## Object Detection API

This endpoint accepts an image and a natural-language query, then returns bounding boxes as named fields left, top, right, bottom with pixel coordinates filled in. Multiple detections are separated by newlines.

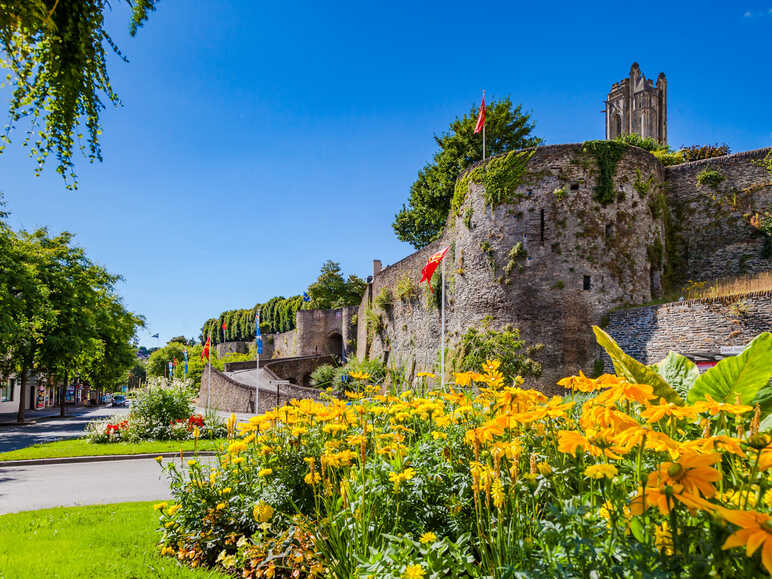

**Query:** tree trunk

left=60, top=371, right=68, bottom=418
left=16, top=368, right=28, bottom=423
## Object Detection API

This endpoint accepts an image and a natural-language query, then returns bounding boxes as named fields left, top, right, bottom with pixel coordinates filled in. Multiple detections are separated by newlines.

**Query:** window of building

left=583, top=276, right=592, bottom=291
left=570, top=183, right=579, bottom=191
left=540, top=209, right=545, bottom=243
left=605, top=223, right=614, bottom=238
left=1, top=378, right=14, bottom=402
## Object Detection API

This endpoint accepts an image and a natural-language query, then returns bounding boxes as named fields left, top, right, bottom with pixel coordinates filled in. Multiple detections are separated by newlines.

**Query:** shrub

left=394, top=275, right=418, bottom=302
left=453, top=324, right=542, bottom=379
left=696, top=169, right=725, bottom=188
left=374, top=287, right=393, bottom=311
left=310, top=364, right=337, bottom=388
left=680, top=143, right=730, bottom=162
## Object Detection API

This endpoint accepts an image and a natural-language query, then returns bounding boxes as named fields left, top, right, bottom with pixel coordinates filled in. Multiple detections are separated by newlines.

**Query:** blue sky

left=1, top=1, right=770, bottom=346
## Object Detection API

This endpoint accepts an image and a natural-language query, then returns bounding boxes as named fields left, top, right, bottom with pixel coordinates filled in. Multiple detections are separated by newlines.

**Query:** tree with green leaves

left=305, top=260, right=366, bottom=310
left=393, top=97, right=541, bottom=248
left=0, top=0, right=159, bottom=187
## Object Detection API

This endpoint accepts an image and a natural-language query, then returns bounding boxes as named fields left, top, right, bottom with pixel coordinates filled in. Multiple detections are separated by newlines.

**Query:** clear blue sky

left=1, top=1, right=770, bottom=346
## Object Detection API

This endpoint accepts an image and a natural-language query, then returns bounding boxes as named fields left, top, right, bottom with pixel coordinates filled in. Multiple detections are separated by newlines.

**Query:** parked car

left=102, top=394, right=113, bottom=405
left=112, top=395, right=127, bottom=407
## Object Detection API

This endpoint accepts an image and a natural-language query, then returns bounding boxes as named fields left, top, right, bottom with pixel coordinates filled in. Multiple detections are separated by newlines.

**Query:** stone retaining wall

left=603, top=292, right=772, bottom=365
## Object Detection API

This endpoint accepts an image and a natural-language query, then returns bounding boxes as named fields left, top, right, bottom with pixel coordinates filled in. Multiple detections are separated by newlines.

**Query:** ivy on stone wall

left=451, top=149, right=536, bottom=216
left=582, top=140, right=629, bottom=205
left=201, top=295, right=303, bottom=344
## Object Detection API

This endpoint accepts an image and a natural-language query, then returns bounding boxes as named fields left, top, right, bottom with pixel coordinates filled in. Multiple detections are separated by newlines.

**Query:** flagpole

left=440, top=254, right=446, bottom=391
left=255, top=309, right=261, bottom=415
left=206, top=330, right=212, bottom=409
left=482, top=89, right=486, bottom=161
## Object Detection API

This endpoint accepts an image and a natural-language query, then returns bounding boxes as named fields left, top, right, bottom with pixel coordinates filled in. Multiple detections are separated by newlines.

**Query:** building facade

left=605, top=62, right=667, bottom=145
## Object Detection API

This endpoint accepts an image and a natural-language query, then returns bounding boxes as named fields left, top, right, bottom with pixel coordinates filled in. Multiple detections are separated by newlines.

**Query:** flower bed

left=156, top=356, right=772, bottom=577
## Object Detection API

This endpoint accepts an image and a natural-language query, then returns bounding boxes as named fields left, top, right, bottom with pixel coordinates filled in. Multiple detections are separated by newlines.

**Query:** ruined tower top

left=605, top=63, right=667, bottom=145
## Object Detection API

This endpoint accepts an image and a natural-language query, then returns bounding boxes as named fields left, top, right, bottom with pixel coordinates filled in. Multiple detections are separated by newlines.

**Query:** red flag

left=200, top=336, right=210, bottom=361
left=419, top=247, right=450, bottom=292
left=221, top=322, right=227, bottom=330
left=173, top=357, right=178, bottom=367
left=474, top=92, right=485, bottom=134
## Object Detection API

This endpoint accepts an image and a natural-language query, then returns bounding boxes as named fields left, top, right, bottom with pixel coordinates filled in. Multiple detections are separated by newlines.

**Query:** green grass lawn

left=0, top=502, right=227, bottom=578
left=0, top=438, right=226, bottom=462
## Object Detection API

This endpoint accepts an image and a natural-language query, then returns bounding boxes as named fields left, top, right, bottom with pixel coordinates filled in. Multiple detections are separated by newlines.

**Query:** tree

left=393, top=97, right=541, bottom=248
left=305, top=260, right=366, bottom=310
left=0, top=0, right=159, bottom=187
left=0, top=219, right=142, bottom=421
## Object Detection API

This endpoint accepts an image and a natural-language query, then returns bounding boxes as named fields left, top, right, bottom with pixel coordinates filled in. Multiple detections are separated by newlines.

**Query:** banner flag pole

left=440, top=254, right=446, bottom=390
left=255, top=309, right=261, bottom=415
left=206, top=330, right=212, bottom=409
left=482, top=89, right=486, bottom=161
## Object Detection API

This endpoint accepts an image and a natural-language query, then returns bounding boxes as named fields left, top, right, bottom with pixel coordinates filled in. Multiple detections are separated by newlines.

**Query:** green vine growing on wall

left=696, top=169, right=725, bottom=189
left=582, top=140, right=629, bottom=204
left=451, top=149, right=536, bottom=215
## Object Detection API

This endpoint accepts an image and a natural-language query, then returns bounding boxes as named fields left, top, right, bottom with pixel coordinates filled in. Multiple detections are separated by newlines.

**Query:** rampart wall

left=664, top=147, right=772, bottom=283
left=603, top=292, right=772, bottom=365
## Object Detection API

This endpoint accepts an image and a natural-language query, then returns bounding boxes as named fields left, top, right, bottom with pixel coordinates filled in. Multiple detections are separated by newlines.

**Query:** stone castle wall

left=357, top=144, right=670, bottom=391
left=604, top=292, right=772, bottom=365
left=664, top=147, right=772, bottom=283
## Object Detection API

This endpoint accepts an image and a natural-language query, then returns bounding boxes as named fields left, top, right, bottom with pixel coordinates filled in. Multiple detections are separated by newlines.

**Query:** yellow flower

left=304, top=471, right=321, bottom=485
left=187, top=459, right=196, bottom=466
left=216, top=502, right=226, bottom=510
left=154, top=456, right=163, bottom=463
left=454, top=372, right=474, bottom=387
left=192, top=427, right=200, bottom=439
left=416, top=371, right=436, bottom=378
left=253, top=501, right=274, bottom=523
left=491, top=477, right=505, bottom=508
left=349, top=371, right=370, bottom=381
left=258, top=468, right=273, bottom=477
left=431, top=431, right=448, bottom=440
left=167, top=504, right=181, bottom=516
left=388, top=467, right=416, bottom=492
left=403, top=564, right=425, bottom=579
left=153, top=502, right=168, bottom=511
left=232, top=457, right=245, bottom=465
left=721, top=508, right=772, bottom=575
left=584, top=464, right=618, bottom=480
left=655, top=521, right=674, bottom=555
left=557, top=370, right=599, bottom=393
left=419, top=531, right=437, bottom=544
left=693, top=394, right=753, bottom=416
left=536, top=461, right=552, bottom=476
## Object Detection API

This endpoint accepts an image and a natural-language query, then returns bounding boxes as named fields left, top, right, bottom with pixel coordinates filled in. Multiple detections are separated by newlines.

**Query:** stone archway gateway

left=327, top=332, right=343, bottom=358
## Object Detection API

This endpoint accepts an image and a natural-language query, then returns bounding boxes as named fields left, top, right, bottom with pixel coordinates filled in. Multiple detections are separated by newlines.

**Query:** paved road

left=0, top=456, right=215, bottom=514
left=0, top=407, right=130, bottom=453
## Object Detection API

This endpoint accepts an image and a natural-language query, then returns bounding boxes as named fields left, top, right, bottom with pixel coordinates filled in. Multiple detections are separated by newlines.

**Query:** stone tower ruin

left=605, top=62, right=667, bottom=145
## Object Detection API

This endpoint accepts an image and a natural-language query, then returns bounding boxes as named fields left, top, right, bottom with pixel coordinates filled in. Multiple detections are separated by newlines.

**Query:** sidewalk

left=0, top=406, right=94, bottom=426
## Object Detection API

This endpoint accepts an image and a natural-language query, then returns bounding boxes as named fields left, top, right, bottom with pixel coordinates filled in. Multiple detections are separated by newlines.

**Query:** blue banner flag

left=257, top=337, right=263, bottom=355
left=168, top=360, right=173, bottom=377
left=303, top=292, right=310, bottom=302
left=183, top=348, right=188, bottom=374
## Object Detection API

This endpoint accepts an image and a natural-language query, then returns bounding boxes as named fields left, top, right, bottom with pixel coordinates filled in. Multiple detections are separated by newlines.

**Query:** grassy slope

left=0, top=438, right=226, bottom=462
left=0, top=502, right=226, bottom=578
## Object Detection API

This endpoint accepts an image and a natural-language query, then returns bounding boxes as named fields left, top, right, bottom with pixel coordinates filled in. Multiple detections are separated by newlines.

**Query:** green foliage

left=613, top=134, right=668, bottom=153
left=0, top=1, right=158, bottom=187
left=125, top=380, right=195, bottom=439
left=651, top=351, right=700, bottom=400
left=593, top=326, right=683, bottom=404
left=393, top=98, right=541, bottom=248
left=365, top=307, right=384, bottom=337
left=634, top=169, right=654, bottom=196
left=0, top=211, right=143, bottom=421
left=201, top=297, right=302, bottom=345
left=463, top=205, right=473, bottom=228
left=310, top=364, right=338, bottom=388
left=305, top=260, right=366, bottom=311
left=503, top=242, right=527, bottom=277
left=582, top=140, right=629, bottom=204
left=552, top=186, right=566, bottom=201
left=453, top=149, right=536, bottom=214
left=696, top=169, right=725, bottom=188
left=374, top=288, right=393, bottom=311
left=394, top=275, right=418, bottom=302
left=687, top=333, right=772, bottom=411
left=453, top=325, right=542, bottom=380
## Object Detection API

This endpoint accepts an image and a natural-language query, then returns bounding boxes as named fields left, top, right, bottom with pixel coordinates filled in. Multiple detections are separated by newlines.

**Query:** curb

left=0, top=451, right=218, bottom=468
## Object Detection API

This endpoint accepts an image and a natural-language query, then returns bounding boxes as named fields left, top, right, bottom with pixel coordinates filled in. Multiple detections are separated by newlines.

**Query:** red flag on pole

left=474, top=92, right=485, bottom=134
left=201, top=336, right=211, bottom=361
left=173, top=357, right=178, bottom=367
left=221, top=322, right=227, bottom=330
left=419, top=247, right=450, bottom=292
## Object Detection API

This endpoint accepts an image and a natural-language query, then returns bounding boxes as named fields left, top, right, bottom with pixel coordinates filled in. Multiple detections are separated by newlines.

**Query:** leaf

left=592, top=326, right=683, bottom=404
left=653, top=351, right=700, bottom=400
left=687, top=333, right=772, bottom=409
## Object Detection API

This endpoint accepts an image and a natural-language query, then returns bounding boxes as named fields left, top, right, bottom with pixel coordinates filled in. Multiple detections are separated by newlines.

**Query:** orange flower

left=692, top=394, right=753, bottom=416
left=721, top=508, right=772, bottom=574
left=630, top=484, right=716, bottom=516
left=557, top=371, right=599, bottom=393
left=641, top=400, right=700, bottom=423
left=594, top=381, right=657, bottom=407
left=557, top=430, right=601, bottom=457
left=647, top=451, right=721, bottom=499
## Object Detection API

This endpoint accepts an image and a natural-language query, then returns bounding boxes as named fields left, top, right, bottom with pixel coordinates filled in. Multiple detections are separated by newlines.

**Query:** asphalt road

left=0, top=456, right=216, bottom=514
left=0, top=407, right=130, bottom=453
